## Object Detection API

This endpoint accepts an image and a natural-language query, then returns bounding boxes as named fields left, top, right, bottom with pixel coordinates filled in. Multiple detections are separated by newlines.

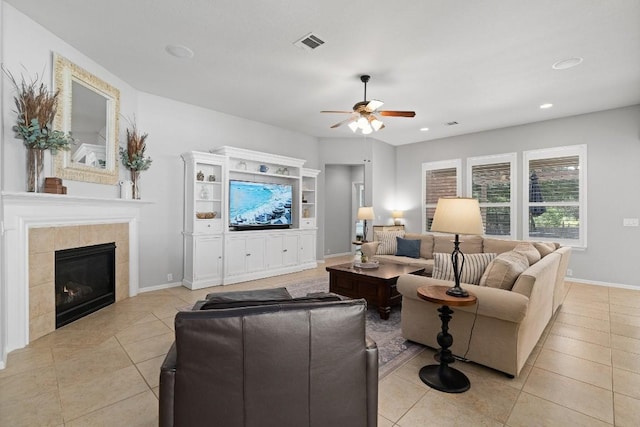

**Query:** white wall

left=396, top=105, right=640, bottom=287
left=1, top=3, right=138, bottom=197
left=371, top=138, right=397, bottom=225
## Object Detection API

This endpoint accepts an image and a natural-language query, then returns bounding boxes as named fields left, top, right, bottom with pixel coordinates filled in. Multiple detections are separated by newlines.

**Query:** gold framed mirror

left=54, top=54, right=120, bottom=184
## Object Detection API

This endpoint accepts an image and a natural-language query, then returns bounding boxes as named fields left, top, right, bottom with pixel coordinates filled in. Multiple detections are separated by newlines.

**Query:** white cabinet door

left=225, top=237, right=248, bottom=276
left=299, top=232, right=316, bottom=264
left=194, top=235, right=222, bottom=282
left=245, top=236, right=265, bottom=272
left=265, top=234, right=284, bottom=268
left=283, top=234, right=299, bottom=266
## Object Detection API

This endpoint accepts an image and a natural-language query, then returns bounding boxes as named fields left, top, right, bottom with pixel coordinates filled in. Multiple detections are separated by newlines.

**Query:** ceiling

left=7, top=0, right=640, bottom=146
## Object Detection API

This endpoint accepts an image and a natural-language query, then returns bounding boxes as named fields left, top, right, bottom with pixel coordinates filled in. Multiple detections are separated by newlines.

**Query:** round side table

left=417, top=285, right=477, bottom=393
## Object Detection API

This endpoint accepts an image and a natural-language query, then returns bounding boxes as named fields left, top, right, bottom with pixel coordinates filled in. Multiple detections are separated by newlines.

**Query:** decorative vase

left=131, top=170, right=140, bottom=200
left=27, top=147, right=45, bottom=192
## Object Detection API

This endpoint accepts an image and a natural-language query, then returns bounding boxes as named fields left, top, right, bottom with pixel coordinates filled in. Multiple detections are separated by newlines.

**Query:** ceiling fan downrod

left=360, top=74, right=370, bottom=102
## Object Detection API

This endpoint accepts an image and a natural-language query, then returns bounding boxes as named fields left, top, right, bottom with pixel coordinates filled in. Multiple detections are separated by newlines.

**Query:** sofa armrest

left=397, top=274, right=529, bottom=323
left=159, top=342, right=177, bottom=427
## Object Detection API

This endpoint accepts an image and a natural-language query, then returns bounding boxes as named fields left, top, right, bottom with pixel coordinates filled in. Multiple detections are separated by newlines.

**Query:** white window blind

left=422, top=160, right=461, bottom=232
left=468, top=153, right=516, bottom=238
left=524, top=145, right=587, bottom=247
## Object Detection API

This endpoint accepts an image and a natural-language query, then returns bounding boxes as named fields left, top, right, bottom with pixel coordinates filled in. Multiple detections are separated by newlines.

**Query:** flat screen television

left=229, top=180, right=293, bottom=230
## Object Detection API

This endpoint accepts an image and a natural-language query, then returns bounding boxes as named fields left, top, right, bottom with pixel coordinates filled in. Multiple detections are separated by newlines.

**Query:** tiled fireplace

left=2, top=192, right=146, bottom=363
left=29, top=223, right=129, bottom=340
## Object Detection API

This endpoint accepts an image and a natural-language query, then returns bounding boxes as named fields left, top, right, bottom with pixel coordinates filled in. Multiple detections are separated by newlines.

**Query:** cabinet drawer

left=194, top=220, right=221, bottom=233
left=300, top=218, right=315, bottom=228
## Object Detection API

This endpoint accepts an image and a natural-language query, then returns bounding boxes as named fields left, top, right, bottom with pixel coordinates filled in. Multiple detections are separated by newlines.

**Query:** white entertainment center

left=181, top=147, right=319, bottom=289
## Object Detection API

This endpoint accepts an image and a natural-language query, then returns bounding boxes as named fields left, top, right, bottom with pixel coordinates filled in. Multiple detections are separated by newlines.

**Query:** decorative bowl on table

left=354, top=260, right=379, bottom=269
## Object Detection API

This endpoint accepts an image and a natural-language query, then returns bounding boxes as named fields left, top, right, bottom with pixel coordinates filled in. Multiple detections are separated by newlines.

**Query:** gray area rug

left=287, top=277, right=425, bottom=378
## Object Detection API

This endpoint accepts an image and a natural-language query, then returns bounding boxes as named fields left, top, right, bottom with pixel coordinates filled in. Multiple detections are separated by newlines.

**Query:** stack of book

left=44, top=177, right=67, bottom=194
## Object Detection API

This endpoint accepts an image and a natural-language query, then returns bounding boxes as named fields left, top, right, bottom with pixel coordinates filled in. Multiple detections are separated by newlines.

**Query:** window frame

left=523, top=144, right=587, bottom=248
left=466, top=153, right=517, bottom=239
left=421, top=159, right=461, bottom=233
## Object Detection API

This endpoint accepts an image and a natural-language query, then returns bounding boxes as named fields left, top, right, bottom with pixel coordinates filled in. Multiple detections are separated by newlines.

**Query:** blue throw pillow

left=395, top=237, right=421, bottom=258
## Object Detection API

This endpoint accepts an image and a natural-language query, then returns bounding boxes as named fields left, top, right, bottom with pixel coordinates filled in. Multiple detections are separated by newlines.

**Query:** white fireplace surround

left=1, top=192, right=148, bottom=364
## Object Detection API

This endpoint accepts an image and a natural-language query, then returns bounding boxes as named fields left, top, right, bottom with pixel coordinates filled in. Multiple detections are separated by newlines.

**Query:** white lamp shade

left=430, top=197, right=484, bottom=235
left=357, top=206, right=375, bottom=221
left=391, top=210, right=404, bottom=219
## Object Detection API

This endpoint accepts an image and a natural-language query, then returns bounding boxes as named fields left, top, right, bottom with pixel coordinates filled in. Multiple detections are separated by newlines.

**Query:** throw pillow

left=479, top=251, right=529, bottom=290
left=432, top=252, right=497, bottom=285
left=513, top=242, right=541, bottom=265
left=375, top=230, right=406, bottom=255
left=533, top=242, right=556, bottom=258
left=395, top=237, right=421, bottom=258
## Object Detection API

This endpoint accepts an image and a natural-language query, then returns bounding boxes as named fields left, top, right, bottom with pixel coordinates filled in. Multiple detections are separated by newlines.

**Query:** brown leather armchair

left=159, top=293, right=378, bottom=427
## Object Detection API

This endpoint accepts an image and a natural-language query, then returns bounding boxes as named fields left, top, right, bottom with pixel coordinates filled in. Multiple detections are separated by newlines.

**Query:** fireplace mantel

left=1, top=191, right=150, bottom=362
left=1, top=191, right=152, bottom=207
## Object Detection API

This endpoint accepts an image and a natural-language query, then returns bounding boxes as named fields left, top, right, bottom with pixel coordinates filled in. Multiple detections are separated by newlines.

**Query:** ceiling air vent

left=446, top=121, right=459, bottom=126
left=293, top=33, right=325, bottom=51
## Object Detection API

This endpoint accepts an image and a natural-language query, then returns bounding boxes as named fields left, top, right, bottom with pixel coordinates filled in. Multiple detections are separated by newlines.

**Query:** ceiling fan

left=321, top=75, right=415, bottom=134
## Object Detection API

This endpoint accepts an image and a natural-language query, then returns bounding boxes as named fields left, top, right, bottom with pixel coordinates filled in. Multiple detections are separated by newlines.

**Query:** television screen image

left=229, top=180, right=292, bottom=229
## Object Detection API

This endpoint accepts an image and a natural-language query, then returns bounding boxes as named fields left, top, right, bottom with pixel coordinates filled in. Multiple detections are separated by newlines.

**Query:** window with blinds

left=524, top=145, right=586, bottom=247
left=422, top=159, right=461, bottom=232
left=468, top=153, right=516, bottom=238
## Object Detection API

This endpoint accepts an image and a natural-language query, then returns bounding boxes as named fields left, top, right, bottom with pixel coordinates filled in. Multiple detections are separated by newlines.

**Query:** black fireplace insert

left=55, top=242, right=116, bottom=328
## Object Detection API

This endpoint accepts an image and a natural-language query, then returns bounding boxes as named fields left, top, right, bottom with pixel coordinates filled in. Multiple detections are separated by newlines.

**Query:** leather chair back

left=160, top=298, right=378, bottom=427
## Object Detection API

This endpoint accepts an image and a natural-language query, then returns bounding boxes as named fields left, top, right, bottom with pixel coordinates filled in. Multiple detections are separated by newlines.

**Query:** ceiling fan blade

left=365, top=99, right=384, bottom=112
left=321, top=110, right=354, bottom=114
left=378, top=110, right=416, bottom=117
left=330, top=117, right=355, bottom=128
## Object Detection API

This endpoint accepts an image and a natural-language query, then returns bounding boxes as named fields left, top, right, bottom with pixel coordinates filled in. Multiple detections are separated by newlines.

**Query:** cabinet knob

left=283, top=249, right=288, bottom=252
left=246, top=253, right=251, bottom=256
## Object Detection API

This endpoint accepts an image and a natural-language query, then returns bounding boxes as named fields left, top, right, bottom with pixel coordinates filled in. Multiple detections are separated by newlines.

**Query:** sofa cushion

left=375, top=230, right=405, bottom=255
left=533, top=242, right=556, bottom=258
left=513, top=242, right=541, bottom=265
left=405, top=233, right=434, bottom=259
left=482, top=237, right=521, bottom=254
left=433, top=252, right=497, bottom=285
left=396, top=237, right=421, bottom=258
left=479, top=251, right=529, bottom=290
left=433, top=235, right=483, bottom=254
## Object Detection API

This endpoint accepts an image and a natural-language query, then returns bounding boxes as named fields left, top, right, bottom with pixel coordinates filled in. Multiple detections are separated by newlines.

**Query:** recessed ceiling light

left=165, top=44, right=195, bottom=59
left=420, top=127, right=429, bottom=132
left=540, top=103, right=553, bottom=109
left=552, top=57, right=583, bottom=70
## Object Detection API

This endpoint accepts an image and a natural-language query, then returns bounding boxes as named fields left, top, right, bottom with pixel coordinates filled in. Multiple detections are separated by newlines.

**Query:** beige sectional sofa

left=362, top=232, right=571, bottom=377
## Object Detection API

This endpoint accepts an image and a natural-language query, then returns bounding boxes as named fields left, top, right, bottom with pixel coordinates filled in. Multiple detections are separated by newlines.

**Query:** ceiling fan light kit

left=321, top=75, right=415, bottom=134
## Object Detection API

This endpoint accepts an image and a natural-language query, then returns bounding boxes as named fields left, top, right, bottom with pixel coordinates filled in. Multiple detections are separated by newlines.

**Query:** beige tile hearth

left=2, top=258, right=640, bottom=426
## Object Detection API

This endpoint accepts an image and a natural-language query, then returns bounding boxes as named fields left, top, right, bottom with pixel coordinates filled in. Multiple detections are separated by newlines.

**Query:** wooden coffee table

left=326, top=262, right=425, bottom=319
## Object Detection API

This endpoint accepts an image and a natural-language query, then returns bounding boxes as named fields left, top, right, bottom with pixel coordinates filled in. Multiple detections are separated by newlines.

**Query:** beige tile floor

left=1, top=256, right=639, bottom=426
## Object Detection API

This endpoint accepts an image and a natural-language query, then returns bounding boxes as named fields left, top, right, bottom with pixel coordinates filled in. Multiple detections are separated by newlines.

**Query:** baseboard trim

left=325, top=252, right=352, bottom=258
left=138, top=282, right=183, bottom=293
left=566, top=277, right=639, bottom=290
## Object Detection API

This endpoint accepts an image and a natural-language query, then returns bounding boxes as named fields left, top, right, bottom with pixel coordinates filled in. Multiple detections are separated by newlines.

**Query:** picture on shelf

left=229, top=180, right=292, bottom=229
